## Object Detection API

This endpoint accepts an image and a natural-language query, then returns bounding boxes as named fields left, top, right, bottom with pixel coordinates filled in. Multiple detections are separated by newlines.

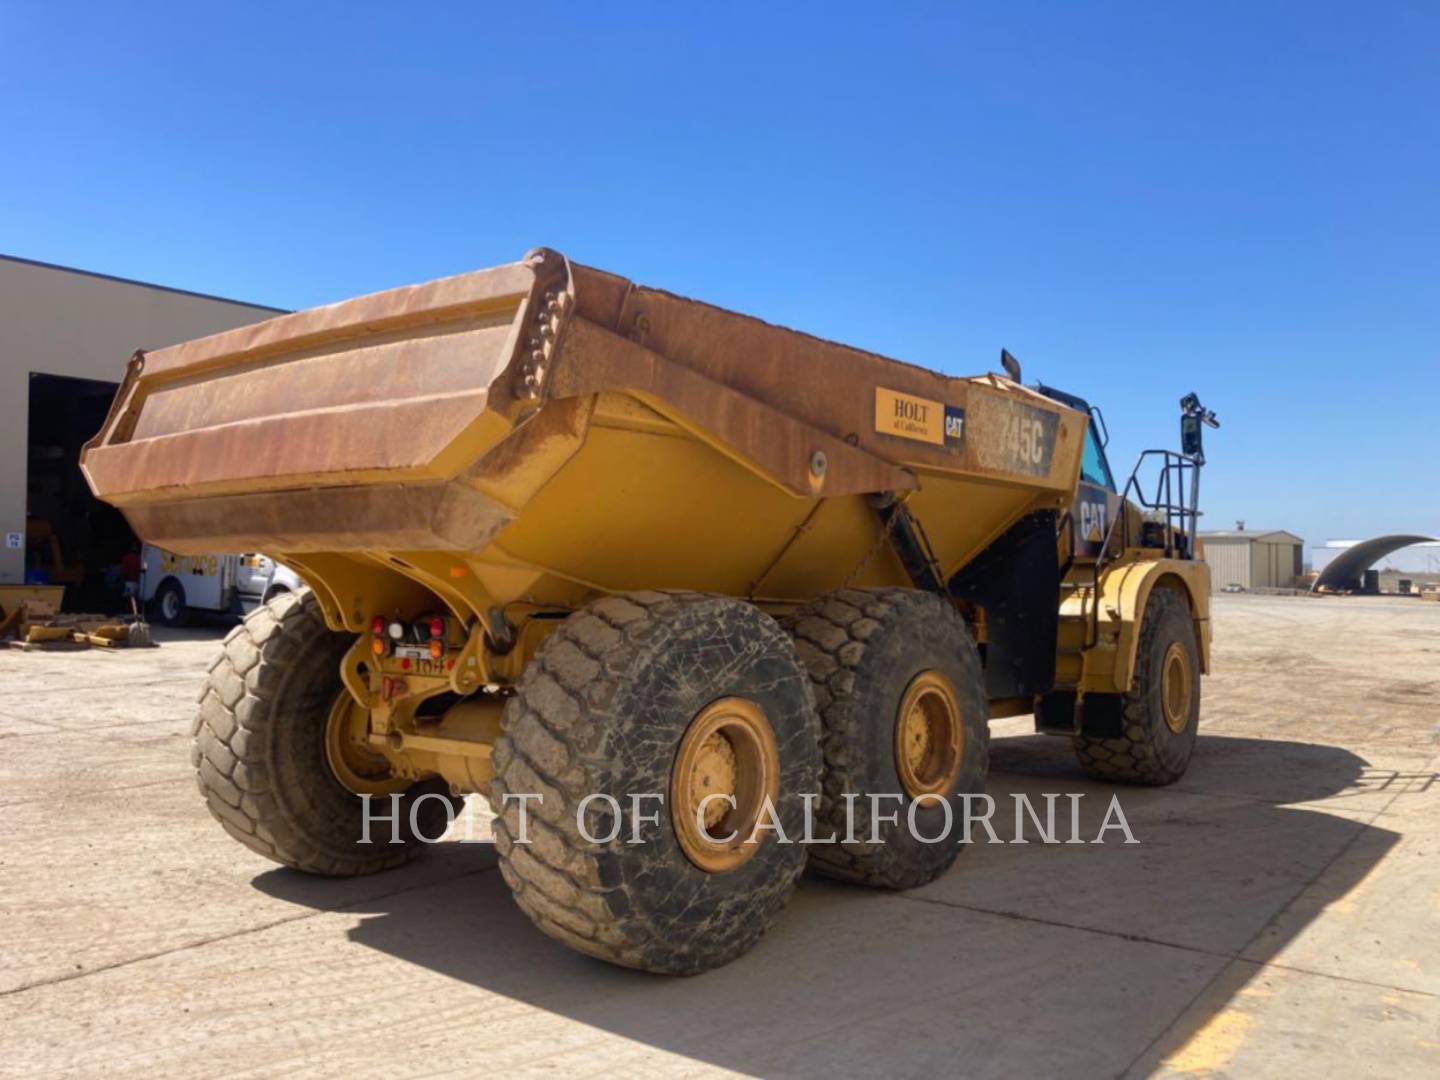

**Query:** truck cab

left=235, top=553, right=302, bottom=608
left=1036, top=384, right=1121, bottom=561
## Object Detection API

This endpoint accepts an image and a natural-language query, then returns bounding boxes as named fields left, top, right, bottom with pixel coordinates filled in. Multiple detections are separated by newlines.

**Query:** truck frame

left=83, top=249, right=1213, bottom=973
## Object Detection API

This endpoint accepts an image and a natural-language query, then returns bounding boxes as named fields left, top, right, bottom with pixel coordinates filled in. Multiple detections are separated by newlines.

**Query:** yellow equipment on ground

left=83, top=248, right=1214, bottom=974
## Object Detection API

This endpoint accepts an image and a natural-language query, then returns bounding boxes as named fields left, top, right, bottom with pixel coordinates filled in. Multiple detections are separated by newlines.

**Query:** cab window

left=1081, top=423, right=1115, bottom=491
left=1036, top=384, right=1117, bottom=492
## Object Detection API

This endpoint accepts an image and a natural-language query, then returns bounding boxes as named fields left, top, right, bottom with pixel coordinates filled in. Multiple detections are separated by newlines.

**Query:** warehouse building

left=1200, top=525, right=1305, bottom=591
left=0, top=254, right=282, bottom=601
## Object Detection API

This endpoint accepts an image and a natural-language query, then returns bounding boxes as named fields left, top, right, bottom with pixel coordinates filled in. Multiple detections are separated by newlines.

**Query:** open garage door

left=26, top=373, right=139, bottom=612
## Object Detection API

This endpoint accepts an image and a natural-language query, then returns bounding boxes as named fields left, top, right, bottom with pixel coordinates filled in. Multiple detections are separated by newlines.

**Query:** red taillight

left=429, top=616, right=445, bottom=639
left=371, top=615, right=384, bottom=637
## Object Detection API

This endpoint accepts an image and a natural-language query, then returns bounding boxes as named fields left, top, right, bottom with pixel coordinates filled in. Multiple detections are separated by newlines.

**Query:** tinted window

left=1081, top=424, right=1115, bottom=491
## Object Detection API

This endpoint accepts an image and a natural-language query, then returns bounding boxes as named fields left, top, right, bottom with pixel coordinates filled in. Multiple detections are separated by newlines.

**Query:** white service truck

left=140, top=546, right=302, bottom=626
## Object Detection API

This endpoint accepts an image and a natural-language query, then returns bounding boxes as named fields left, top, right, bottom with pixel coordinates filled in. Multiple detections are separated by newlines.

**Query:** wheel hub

left=1161, top=642, right=1193, bottom=734
left=690, top=731, right=739, bottom=830
left=671, top=698, right=779, bottom=873
left=895, top=670, right=964, bottom=799
left=324, top=691, right=409, bottom=796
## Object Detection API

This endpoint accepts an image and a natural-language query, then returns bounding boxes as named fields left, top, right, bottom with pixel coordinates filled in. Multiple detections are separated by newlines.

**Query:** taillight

left=371, top=637, right=385, bottom=656
left=429, top=639, right=443, bottom=660
left=371, top=615, right=384, bottom=637
left=429, top=616, right=445, bottom=639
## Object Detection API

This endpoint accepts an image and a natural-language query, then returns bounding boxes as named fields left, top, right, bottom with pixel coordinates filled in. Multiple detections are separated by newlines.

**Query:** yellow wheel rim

left=324, top=691, right=408, bottom=797
left=895, top=670, right=965, bottom=799
left=1161, top=642, right=1193, bottom=735
left=670, top=698, right=780, bottom=873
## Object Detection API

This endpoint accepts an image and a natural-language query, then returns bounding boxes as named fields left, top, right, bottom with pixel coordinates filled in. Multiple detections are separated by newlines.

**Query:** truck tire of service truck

left=1073, top=586, right=1200, bottom=785
left=192, top=589, right=456, bottom=875
left=153, top=578, right=191, bottom=627
left=490, top=590, right=822, bottom=975
left=785, top=588, right=989, bottom=889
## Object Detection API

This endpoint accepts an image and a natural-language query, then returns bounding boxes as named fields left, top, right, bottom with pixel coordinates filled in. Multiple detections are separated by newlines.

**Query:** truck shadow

left=254, top=733, right=1397, bottom=1078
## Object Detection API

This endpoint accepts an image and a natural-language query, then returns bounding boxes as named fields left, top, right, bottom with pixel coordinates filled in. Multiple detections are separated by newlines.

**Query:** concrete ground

left=1, top=594, right=1437, bottom=1078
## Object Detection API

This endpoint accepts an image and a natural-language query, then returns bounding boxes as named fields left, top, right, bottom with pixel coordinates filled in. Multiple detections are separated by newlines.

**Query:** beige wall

left=1204, top=539, right=1252, bottom=591
left=0, top=256, right=281, bottom=583
left=1251, top=539, right=1301, bottom=589
left=1205, top=537, right=1302, bottom=591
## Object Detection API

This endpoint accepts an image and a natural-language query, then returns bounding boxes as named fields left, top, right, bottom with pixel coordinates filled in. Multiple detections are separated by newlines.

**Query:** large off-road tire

left=490, top=590, right=822, bottom=975
left=1073, top=586, right=1200, bottom=785
left=192, top=590, right=455, bottom=875
left=785, top=588, right=989, bottom=889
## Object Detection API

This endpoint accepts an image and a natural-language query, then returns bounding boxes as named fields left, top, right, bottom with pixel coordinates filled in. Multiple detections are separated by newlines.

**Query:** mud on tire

left=785, top=587, right=989, bottom=889
left=1073, top=586, right=1200, bottom=785
left=192, top=589, right=455, bottom=875
left=490, top=590, right=822, bottom=976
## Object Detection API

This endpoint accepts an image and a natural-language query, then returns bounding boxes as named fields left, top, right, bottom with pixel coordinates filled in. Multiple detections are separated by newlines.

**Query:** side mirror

left=1179, top=391, right=1218, bottom=464
left=1181, top=413, right=1204, bottom=460
left=1000, top=348, right=1022, bottom=383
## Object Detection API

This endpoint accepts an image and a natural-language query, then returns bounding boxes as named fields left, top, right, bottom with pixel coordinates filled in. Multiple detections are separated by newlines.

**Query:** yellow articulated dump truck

left=82, top=248, right=1216, bottom=974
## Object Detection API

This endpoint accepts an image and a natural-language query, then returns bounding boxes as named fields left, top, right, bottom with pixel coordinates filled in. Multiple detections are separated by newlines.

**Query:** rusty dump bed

left=83, top=248, right=1085, bottom=630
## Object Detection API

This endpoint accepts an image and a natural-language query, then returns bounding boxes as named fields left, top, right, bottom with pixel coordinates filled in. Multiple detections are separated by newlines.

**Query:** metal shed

left=1200, top=528, right=1305, bottom=591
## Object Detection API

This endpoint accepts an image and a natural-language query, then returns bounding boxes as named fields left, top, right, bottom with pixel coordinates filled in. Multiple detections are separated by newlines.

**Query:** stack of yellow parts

left=0, top=602, right=132, bottom=649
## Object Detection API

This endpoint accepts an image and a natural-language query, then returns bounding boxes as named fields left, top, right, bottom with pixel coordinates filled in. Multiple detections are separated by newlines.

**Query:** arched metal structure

left=1313, top=535, right=1438, bottom=592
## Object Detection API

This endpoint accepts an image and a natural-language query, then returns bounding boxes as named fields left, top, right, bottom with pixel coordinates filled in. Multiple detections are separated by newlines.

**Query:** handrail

left=1080, top=449, right=1202, bottom=648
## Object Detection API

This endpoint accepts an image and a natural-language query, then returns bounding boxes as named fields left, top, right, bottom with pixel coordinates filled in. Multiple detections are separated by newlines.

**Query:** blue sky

left=3, top=2, right=1437, bottom=556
